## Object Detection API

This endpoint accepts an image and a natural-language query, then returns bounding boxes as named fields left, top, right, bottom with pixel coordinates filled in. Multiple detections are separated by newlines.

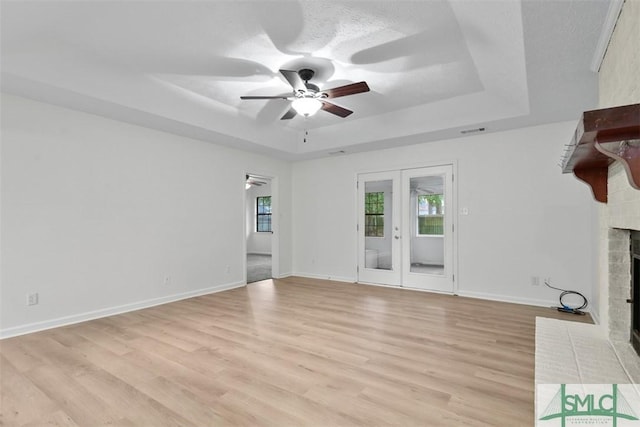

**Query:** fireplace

left=601, top=196, right=640, bottom=382
left=606, top=228, right=640, bottom=381
left=632, top=231, right=640, bottom=355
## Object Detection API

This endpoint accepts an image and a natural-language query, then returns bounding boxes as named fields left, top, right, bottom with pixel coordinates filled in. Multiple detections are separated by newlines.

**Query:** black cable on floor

left=544, top=279, right=588, bottom=315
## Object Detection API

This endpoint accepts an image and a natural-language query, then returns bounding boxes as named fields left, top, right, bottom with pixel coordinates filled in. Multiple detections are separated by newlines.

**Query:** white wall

left=292, top=121, right=596, bottom=306
left=245, top=181, right=272, bottom=255
left=0, top=94, right=292, bottom=337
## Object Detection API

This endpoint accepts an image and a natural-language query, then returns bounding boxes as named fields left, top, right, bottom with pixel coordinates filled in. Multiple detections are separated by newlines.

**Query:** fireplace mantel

left=561, top=103, right=640, bottom=203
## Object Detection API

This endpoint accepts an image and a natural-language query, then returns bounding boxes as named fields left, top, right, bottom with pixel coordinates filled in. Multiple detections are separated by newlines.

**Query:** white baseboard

left=357, top=281, right=456, bottom=296
left=274, top=271, right=293, bottom=279
left=356, top=281, right=401, bottom=289
left=291, top=272, right=355, bottom=283
left=290, top=277, right=564, bottom=308
left=0, top=280, right=246, bottom=340
left=456, top=290, right=559, bottom=308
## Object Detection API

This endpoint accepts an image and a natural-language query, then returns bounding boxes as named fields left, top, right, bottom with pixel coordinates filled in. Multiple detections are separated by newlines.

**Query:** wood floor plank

left=218, top=389, right=307, bottom=426
left=0, top=340, right=46, bottom=373
left=132, top=376, right=228, bottom=426
left=71, top=323, right=138, bottom=356
left=72, top=339, right=158, bottom=386
left=0, top=355, right=58, bottom=426
left=215, top=368, right=355, bottom=426
left=20, top=409, right=80, bottom=427
left=22, top=365, right=120, bottom=426
left=71, top=365, right=191, bottom=427
left=0, top=277, right=591, bottom=426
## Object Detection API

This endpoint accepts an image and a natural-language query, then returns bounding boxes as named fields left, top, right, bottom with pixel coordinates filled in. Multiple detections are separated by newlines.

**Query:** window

left=256, top=196, right=272, bottom=232
left=365, top=192, right=384, bottom=237
left=417, top=194, right=444, bottom=235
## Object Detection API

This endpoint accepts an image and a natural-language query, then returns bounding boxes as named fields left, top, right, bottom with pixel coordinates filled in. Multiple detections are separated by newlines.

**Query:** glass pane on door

left=409, top=175, right=445, bottom=275
left=364, top=180, right=393, bottom=270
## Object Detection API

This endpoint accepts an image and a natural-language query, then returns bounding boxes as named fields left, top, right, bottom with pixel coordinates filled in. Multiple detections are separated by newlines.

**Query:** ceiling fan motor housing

left=298, top=69, right=320, bottom=94
left=298, top=68, right=315, bottom=82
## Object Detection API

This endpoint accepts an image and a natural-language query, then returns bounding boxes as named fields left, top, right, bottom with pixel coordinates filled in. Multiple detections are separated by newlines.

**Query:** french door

left=357, top=171, right=402, bottom=285
left=357, top=165, right=455, bottom=293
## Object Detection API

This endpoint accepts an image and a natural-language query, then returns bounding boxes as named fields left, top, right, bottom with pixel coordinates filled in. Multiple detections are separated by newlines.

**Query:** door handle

left=394, top=235, right=400, bottom=240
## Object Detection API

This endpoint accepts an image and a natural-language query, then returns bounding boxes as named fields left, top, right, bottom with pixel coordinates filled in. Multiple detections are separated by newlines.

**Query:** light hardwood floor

left=1, top=277, right=591, bottom=426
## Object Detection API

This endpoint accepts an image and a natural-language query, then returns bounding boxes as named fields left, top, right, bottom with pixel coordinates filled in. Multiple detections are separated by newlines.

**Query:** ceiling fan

left=246, top=174, right=267, bottom=189
left=240, top=69, right=370, bottom=120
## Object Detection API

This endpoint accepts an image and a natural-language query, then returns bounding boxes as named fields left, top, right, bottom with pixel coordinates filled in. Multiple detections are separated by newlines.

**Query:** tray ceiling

left=1, top=1, right=610, bottom=160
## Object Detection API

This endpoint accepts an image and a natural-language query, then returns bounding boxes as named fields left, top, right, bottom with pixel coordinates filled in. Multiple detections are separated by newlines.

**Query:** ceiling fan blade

left=280, top=69, right=305, bottom=92
left=280, top=107, right=297, bottom=120
left=322, top=82, right=370, bottom=99
left=241, top=95, right=290, bottom=100
left=256, top=2, right=305, bottom=56
left=321, top=101, right=353, bottom=118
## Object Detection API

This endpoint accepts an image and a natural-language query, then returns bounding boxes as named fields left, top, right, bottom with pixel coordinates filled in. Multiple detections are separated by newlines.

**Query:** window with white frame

left=364, top=192, right=384, bottom=237
left=256, top=196, right=272, bottom=232
left=417, top=194, right=444, bottom=235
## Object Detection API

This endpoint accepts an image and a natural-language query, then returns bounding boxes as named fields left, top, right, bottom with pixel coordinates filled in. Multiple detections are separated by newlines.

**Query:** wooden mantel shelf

left=561, top=103, right=640, bottom=203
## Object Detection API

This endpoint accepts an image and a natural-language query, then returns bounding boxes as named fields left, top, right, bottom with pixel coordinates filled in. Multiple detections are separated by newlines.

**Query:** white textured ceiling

left=1, top=1, right=610, bottom=160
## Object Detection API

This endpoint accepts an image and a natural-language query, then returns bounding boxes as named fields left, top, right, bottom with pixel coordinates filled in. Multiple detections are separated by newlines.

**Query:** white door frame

left=242, top=171, right=279, bottom=283
left=355, top=161, right=458, bottom=294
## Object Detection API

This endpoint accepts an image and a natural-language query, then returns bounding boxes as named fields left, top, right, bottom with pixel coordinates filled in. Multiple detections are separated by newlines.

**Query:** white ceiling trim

left=590, top=0, right=625, bottom=72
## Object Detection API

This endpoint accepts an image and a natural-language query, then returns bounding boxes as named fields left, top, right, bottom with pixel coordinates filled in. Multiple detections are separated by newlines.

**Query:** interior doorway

left=357, top=164, right=456, bottom=293
left=245, top=174, right=273, bottom=283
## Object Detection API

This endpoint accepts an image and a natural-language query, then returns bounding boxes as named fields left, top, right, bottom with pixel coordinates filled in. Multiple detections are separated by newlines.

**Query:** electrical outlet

left=544, top=277, right=551, bottom=286
left=531, top=276, right=540, bottom=286
left=225, top=265, right=230, bottom=274
left=27, top=292, right=39, bottom=306
left=164, top=276, right=171, bottom=286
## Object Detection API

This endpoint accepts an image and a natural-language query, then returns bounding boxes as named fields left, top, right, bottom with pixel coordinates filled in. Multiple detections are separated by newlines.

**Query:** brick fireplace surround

left=602, top=163, right=640, bottom=382
left=594, top=0, right=639, bottom=382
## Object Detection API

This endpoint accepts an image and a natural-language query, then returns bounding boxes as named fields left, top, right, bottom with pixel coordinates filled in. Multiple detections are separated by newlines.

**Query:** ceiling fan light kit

left=292, top=97, right=322, bottom=117
left=240, top=68, right=370, bottom=121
